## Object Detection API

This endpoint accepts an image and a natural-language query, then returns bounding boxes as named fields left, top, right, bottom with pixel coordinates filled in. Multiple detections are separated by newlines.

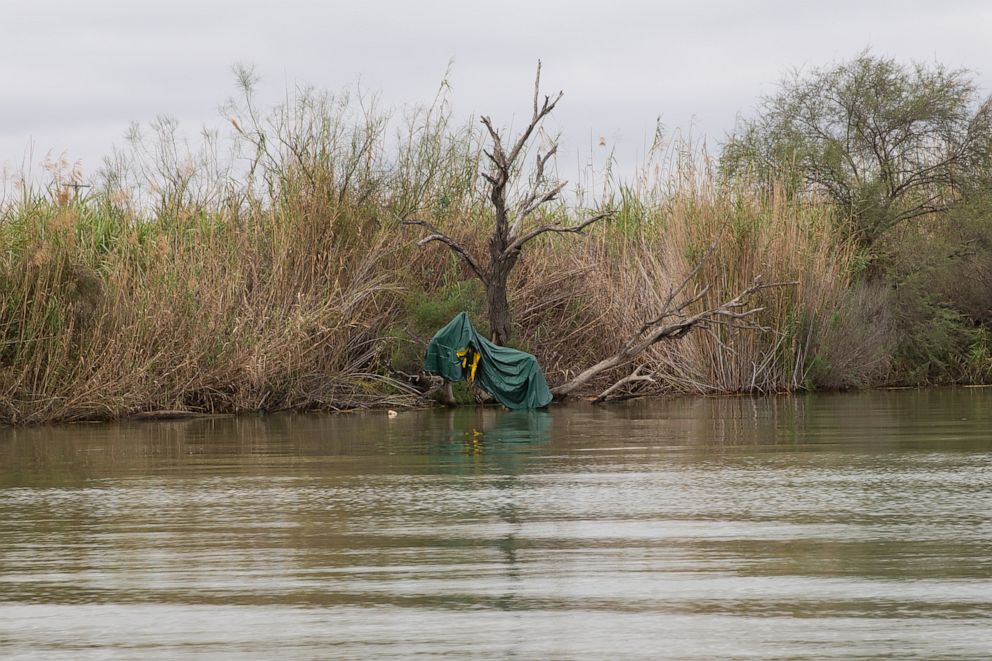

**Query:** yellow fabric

left=468, top=351, right=480, bottom=382
left=455, top=347, right=481, bottom=383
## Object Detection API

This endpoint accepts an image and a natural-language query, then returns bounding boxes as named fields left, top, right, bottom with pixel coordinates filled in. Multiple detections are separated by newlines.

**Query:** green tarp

left=424, top=312, right=553, bottom=410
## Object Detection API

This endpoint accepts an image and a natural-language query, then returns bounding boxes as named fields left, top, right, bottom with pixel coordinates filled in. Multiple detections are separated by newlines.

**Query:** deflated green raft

left=424, top=312, right=553, bottom=410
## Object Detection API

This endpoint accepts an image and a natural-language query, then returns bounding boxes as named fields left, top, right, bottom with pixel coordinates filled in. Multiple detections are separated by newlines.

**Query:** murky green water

left=1, top=389, right=991, bottom=659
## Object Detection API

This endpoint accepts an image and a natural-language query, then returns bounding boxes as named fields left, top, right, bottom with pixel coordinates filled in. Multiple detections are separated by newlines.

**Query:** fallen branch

left=552, top=277, right=798, bottom=399
left=592, top=365, right=655, bottom=404
left=390, top=369, right=458, bottom=406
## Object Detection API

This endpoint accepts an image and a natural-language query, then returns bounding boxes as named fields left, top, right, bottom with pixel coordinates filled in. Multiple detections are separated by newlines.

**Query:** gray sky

left=3, top=0, right=992, bottom=184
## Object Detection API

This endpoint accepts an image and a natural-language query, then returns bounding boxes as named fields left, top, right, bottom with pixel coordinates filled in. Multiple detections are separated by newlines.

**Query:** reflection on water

left=1, top=390, right=991, bottom=659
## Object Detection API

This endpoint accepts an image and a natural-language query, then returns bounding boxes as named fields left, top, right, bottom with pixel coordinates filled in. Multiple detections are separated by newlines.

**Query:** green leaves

left=722, top=52, right=991, bottom=247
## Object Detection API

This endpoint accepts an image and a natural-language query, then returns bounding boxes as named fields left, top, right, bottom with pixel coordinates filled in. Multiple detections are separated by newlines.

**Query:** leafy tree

left=722, top=52, right=992, bottom=245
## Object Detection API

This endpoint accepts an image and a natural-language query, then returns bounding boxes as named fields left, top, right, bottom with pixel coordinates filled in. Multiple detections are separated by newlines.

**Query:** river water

left=1, top=389, right=991, bottom=659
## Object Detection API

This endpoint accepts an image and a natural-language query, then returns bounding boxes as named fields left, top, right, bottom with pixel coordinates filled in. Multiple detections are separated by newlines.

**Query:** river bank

left=3, top=81, right=990, bottom=424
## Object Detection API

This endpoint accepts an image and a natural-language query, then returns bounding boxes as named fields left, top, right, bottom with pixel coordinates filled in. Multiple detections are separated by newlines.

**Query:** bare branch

left=516, top=180, right=568, bottom=225
left=402, top=219, right=488, bottom=285
left=502, top=211, right=611, bottom=258
left=638, top=285, right=710, bottom=335
left=494, top=61, right=563, bottom=174
left=533, top=60, right=542, bottom=118
left=512, top=142, right=561, bottom=235
left=506, top=90, right=563, bottom=169
left=592, top=365, right=655, bottom=404
left=476, top=62, right=565, bottom=279
left=480, top=117, right=508, bottom=173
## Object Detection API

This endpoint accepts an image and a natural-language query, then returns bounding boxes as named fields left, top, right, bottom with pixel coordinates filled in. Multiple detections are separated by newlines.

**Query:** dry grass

left=504, top=178, right=894, bottom=398
left=0, top=83, right=465, bottom=423
left=0, top=194, right=417, bottom=423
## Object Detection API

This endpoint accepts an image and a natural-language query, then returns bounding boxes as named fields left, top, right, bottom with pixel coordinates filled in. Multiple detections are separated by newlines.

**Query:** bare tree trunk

left=486, top=224, right=518, bottom=344
left=486, top=269, right=512, bottom=345
left=486, top=195, right=513, bottom=345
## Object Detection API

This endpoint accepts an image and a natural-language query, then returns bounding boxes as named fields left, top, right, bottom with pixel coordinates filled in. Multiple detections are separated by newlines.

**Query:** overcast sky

left=3, top=0, right=992, bottom=184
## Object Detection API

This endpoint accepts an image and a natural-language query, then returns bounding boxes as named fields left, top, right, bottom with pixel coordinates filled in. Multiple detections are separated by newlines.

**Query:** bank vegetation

left=2, top=53, right=991, bottom=423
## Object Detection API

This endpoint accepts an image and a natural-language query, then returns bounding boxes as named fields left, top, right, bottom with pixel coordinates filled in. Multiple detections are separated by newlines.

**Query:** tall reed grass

left=505, top=176, right=893, bottom=397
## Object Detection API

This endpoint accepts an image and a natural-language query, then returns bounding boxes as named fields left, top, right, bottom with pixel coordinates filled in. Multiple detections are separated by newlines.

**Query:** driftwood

left=591, top=365, right=656, bottom=404
left=390, top=369, right=456, bottom=405
left=403, top=61, right=610, bottom=346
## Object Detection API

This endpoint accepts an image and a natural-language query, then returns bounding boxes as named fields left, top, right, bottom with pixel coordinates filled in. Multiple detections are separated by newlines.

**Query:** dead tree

left=404, top=62, right=610, bottom=345
left=551, top=252, right=797, bottom=401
